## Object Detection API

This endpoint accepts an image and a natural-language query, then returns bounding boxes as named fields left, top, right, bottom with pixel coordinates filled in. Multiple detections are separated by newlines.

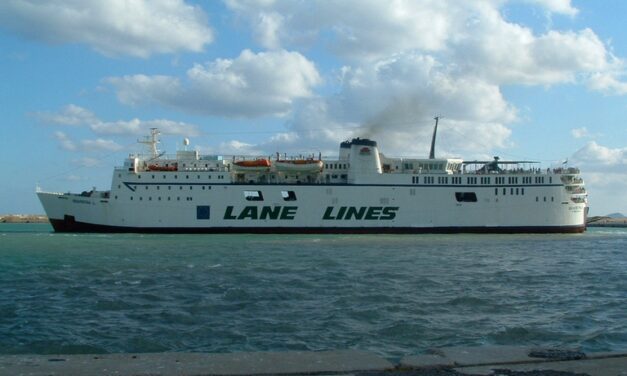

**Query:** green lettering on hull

left=237, top=206, right=257, bottom=220
left=224, top=206, right=399, bottom=221
left=223, top=206, right=298, bottom=220
left=321, top=206, right=399, bottom=220
left=224, top=206, right=237, bottom=220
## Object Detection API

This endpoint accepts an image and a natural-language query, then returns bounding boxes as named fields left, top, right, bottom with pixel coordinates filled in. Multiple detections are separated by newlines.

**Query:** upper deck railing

left=121, top=153, right=581, bottom=177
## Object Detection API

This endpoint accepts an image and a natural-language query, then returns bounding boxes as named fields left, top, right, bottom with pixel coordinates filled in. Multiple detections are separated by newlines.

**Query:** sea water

left=0, top=223, right=625, bottom=359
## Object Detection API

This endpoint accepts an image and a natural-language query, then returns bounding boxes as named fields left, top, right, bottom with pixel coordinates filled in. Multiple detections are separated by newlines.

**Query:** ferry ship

left=37, top=123, right=588, bottom=233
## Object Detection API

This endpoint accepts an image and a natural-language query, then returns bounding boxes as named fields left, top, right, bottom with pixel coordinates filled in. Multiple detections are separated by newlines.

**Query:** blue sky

left=1, top=0, right=626, bottom=216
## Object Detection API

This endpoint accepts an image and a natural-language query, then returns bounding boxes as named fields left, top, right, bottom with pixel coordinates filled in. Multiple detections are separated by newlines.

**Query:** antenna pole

left=429, top=116, right=439, bottom=159
left=138, top=128, right=160, bottom=159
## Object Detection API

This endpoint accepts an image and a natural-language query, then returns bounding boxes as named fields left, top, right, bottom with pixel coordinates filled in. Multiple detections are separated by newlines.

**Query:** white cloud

left=279, top=53, right=516, bottom=157
left=79, top=139, right=123, bottom=152
left=53, top=131, right=121, bottom=152
left=108, top=49, right=321, bottom=117
left=522, top=0, right=579, bottom=16
left=198, top=139, right=267, bottom=156
left=0, top=0, right=213, bottom=57
left=54, top=131, right=77, bottom=151
left=226, top=1, right=590, bottom=71
left=226, top=1, right=619, bottom=87
left=255, top=11, right=284, bottom=50
left=571, top=127, right=589, bottom=139
left=571, top=141, right=627, bottom=168
left=65, top=174, right=85, bottom=182
left=208, top=0, right=626, bottom=160
left=37, top=104, right=98, bottom=126
left=449, top=22, right=610, bottom=86
left=38, top=104, right=199, bottom=137
left=575, top=171, right=627, bottom=216
left=588, top=71, right=627, bottom=95
left=91, top=118, right=200, bottom=137
left=54, top=131, right=122, bottom=152
left=72, top=157, right=102, bottom=168
left=226, top=0, right=457, bottom=61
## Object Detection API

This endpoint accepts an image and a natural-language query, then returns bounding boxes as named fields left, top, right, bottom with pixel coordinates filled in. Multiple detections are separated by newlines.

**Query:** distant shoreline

left=586, top=216, right=627, bottom=228
left=0, top=215, right=49, bottom=223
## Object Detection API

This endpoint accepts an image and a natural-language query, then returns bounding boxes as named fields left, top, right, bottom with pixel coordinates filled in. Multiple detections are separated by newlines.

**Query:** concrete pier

left=0, top=346, right=625, bottom=376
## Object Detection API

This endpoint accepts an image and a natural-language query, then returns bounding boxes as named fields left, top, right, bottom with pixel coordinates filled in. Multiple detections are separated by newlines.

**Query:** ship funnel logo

left=359, top=147, right=371, bottom=155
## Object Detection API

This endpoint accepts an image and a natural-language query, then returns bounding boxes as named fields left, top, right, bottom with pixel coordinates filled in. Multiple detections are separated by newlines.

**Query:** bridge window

left=244, top=190, right=264, bottom=201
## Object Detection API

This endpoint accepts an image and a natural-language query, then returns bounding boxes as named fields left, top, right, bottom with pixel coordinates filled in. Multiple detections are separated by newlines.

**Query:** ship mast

left=138, top=128, right=161, bottom=159
left=429, top=116, right=439, bottom=159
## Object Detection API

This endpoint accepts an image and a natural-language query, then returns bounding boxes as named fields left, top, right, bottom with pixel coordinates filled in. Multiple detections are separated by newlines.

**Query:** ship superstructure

left=37, top=128, right=588, bottom=233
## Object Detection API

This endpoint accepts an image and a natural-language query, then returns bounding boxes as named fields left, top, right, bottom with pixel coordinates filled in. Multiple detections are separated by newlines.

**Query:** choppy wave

left=0, top=224, right=625, bottom=358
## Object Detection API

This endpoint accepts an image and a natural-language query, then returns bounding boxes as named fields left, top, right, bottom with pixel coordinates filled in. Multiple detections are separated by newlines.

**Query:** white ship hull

left=38, top=182, right=586, bottom=233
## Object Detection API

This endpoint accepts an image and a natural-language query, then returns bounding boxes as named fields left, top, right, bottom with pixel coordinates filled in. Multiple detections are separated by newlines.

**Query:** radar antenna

left=429, top=116, right=440, bottom=159
left=138, top=128, right=161, bottom=159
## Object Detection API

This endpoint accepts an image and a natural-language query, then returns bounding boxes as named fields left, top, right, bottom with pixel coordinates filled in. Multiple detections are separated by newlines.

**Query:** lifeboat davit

left=274, top=159, right=323, bottom=173
left=232, top=159, right=271, bottom=172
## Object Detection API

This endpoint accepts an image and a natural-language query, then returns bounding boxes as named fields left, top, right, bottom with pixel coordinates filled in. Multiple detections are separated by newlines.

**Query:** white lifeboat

left=274, top=159, right=323, bottom=173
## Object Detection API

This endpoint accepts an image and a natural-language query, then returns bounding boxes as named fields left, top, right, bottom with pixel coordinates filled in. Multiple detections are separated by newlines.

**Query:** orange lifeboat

left=148, top=163, right=177, bottom=171
left=232, top=159, right=271, bottom=171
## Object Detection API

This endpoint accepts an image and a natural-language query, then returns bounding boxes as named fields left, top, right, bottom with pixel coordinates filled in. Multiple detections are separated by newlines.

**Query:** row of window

left=125, top=196, right=194, bottom=201
left=495, top=187, right=525, bottom=196
left=121, top=173, right=227, bottom=180
left=326, top=174, right=348, bottom=180
left=116, top=192, right=556, bottom=204
left=410, top=176, right=552, bottom=185
left=120, top=185, right=213, bottom=191
left=537, top=196, right=555, bottom=202
left=456, top=191, right=556, bottom=202
left=325, top=163, right=348, bottom=170
left=404, top=162, right=447, bottom=171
